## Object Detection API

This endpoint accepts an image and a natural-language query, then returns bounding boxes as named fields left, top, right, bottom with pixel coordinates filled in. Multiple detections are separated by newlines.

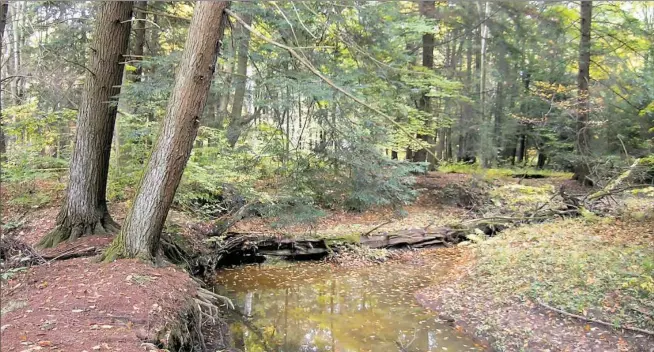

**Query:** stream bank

left=417, top=216, right=654, bottom=351
left=5, top=171, right=648, bottom=351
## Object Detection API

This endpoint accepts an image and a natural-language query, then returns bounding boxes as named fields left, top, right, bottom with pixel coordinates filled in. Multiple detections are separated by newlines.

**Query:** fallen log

left=209, top=225, right=472, bottom=266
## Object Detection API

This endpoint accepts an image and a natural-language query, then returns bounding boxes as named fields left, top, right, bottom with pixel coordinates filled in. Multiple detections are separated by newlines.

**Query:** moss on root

left=38, top=217, right=121, bottom=249
left=37, top=226, right=70, bottom=249
left=99, top=234, right=127, bottom=263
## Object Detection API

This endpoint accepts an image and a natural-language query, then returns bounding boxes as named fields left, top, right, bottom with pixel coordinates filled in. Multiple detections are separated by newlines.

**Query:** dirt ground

left=1, top=258, right=197, bottom=351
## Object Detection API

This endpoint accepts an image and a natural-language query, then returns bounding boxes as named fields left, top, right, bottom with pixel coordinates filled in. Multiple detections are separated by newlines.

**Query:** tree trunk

left=226, top=13, right=252, bottom=148
left=537, top=151, right=547, bottom=169
left=574, top=0, right=592, bottom=183
left=0, top=2, right=8, bottom=159
left=412, top=1, right=435, bottom=163
left=39, top=2, right=134, bottom=248
left=104, top=1, right=229, bottom=260
left=516, top=134, right=526, bottom=164
left=445, top=127, right=453, bottom=161
left=458, top=28, right=474, bottom=162
left=132, top=1, right=147, bottom=81
left=9, top=2, right=24, bottom=105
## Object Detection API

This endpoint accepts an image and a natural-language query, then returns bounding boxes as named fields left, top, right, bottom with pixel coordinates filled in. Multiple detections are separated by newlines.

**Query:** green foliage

left=0, top=267, right=27, bottom=282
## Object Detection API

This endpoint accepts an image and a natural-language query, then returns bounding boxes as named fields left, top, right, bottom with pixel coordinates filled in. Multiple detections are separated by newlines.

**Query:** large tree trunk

left=39, top=2, right=133, bottom=248
left=574, top=0, right=592, bottom=183
left=412, top=1, right=435, bottom=163
left=104, top=2, right=230, bottom=260
left=226, top=13, right=252, bottom=148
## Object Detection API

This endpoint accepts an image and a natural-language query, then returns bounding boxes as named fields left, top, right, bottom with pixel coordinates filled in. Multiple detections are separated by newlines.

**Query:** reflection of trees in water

left=219, top=264, right=478, bottom=352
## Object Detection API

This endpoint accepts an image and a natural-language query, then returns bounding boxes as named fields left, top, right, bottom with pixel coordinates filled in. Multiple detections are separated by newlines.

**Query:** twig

left=537, top=300, right=654, bottom=336
left=132, top=7, right=190, bottom=22
left=361, top=220, right=392, bottom=237
left=629, top=306, right=654, bottom=320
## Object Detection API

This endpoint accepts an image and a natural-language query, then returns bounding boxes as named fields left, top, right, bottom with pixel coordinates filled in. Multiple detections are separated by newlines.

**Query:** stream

left=213, top=258, right=483, bottom=351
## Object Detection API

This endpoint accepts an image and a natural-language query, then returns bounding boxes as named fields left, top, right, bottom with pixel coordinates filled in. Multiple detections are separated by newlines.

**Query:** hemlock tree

left=39, top=2, right=133, bottom=248
left=0, top=2, right=8, bottom=158
left=226, top=13, right=252, bottom=148
left=411, top=1, right=435, bottom=163
left=103, top=1, right=230, bottom=261
left=574, top=0, right=592, bottom=183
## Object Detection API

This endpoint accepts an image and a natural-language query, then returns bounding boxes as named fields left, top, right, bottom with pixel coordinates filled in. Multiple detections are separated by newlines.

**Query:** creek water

left=213, top=258, right=483, bottom=352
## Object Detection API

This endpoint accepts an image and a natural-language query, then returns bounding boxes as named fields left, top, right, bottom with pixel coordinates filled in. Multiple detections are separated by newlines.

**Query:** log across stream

left=205, top=221, right=503, bottom=267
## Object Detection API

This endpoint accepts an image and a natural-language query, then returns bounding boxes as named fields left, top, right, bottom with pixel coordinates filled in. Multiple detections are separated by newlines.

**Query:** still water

left=214, top=260, right=483, bottom=352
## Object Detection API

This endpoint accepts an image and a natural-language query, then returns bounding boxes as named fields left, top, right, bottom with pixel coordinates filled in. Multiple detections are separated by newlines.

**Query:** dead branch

left=361, top=220, right=392, bottom=237
left=587, top=158, right=642, bottom=201
left=537, top=300, right=654, bottom=336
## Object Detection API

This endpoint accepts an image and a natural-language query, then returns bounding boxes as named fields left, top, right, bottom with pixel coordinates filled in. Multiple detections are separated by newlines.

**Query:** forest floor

left=2, top=170, right=653, bottom=351
left=0, top=258, right=200, bottom=352
left=416, top=216, right=654, bottom=352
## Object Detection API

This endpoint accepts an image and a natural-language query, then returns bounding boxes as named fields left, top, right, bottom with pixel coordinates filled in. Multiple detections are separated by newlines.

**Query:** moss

left=320, top=232, right=361, bottom=246
left=437, top=164, right=573, bottom=180
left=100, top=234, right=127, bottom=263
left=37, top=226, right=69, bottom=249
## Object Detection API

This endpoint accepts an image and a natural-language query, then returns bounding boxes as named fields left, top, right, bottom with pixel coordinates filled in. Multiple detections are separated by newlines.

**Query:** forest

left=0, top=1, right=653, bottom=351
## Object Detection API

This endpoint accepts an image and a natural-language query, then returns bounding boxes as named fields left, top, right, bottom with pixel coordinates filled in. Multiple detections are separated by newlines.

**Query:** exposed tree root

left=42, top=246, right=100, bottom=261
left=38, top=212, right=121, bottom=249
left=156, top=289, right=234, bottom=352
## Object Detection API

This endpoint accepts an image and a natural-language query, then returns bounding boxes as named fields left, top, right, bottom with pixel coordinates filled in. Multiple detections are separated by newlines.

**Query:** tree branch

left=225, top=8, right=440, bottom=161
left=537, top=300, right=654, bottom=336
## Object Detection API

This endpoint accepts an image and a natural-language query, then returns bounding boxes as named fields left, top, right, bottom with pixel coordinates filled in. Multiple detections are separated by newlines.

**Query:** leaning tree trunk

left=226, top=13, right=252, bottom=148
left=574, top=0, right=592, bottom=183
left=39, top=2, right=133, bottom=248
left=104, top=1, right=230, bottom=261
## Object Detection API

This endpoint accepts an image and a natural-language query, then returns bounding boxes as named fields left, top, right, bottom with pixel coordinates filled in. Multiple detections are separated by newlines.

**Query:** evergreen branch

left=225, top=8, right=439, bottom=161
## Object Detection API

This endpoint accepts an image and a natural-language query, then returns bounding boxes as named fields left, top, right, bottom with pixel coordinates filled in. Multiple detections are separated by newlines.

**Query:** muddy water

left=214, top=259, right=482, bottom=352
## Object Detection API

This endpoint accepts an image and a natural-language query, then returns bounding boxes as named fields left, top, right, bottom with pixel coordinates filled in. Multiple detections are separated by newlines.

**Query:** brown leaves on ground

left=417, top=217, right=654, bottom=351
left=0, top=258, right=196, bottom=351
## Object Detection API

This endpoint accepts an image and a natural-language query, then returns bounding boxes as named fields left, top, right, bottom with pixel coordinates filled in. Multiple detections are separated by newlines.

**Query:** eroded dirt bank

left=0, top=258, right=219, bottom=351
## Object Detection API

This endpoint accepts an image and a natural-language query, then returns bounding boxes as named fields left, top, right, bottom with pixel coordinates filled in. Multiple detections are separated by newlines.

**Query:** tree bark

left=516, top=134, right=526, bottom=164
left=574, top=0, right=592, bottom=183
left=412, top=1, right=435, bottom=163
left=39, top=2, right=134, bottom=248
left=226, top=13, right=252, bottom=148
left=0, top=2, right=9, bottom=159
left=458, top=28, right=474, bottom=162
left=105, top=1, right=230, bottom=260
left=132, top=1, right=147, bottom=81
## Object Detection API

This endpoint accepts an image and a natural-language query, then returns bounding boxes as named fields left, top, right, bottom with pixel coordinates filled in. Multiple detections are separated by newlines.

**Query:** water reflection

left=215, top=262, right=482, bottom=352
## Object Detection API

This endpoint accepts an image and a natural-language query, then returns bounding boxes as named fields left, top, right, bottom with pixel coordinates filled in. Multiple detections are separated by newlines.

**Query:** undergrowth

left=470, top=215, right=654, bottom=332
left=438, top=162, right=573, bottom=180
